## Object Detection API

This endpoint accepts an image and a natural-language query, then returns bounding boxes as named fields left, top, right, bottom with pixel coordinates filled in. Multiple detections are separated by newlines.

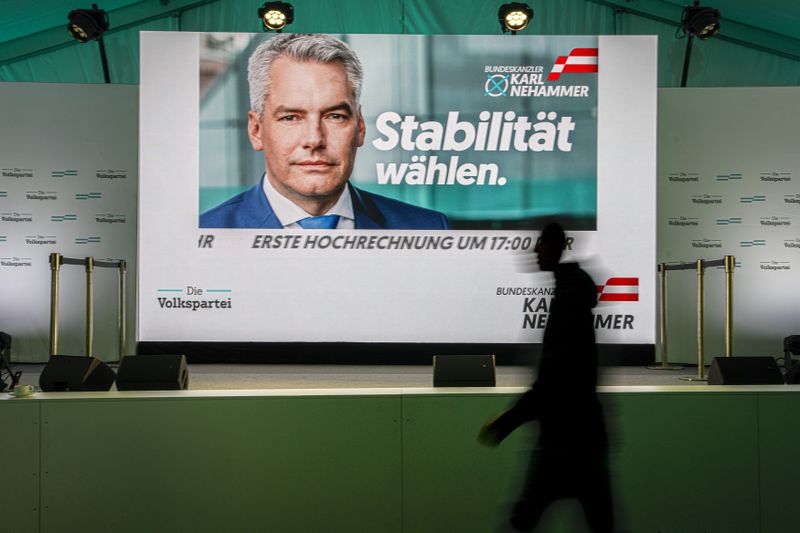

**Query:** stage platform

left=12, top=362, right=712, bottom=390
left=3, top=364, right=800, bottom=533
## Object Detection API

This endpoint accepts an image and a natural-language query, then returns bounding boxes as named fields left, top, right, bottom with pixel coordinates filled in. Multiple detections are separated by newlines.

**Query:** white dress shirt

left=261, top=173, right=355, bottom=229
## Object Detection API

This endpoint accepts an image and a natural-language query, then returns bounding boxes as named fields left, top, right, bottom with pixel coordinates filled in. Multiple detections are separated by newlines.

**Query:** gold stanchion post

left=648, top=263, right=684, bottom=370
left=85, top=256, right=94, bottom=357
left=118, top=259, right=127, bottom=362
left=724, top=255, right=735, bottom=357
left=681, top=259, right=707, bottom=381
left=49, top=253, right=61, bottom=356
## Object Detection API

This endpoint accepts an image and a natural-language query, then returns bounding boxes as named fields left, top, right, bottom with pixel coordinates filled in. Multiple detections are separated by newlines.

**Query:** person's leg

left=510, top=452, right=560, bottom=531
left=510, top=494, right=552, bottom=531
left=578, top=455, right=614, bottom=533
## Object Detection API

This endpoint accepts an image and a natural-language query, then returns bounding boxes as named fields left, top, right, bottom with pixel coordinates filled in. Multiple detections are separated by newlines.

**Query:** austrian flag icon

left=596, top=277, right=639, bottom=302
left=548, top=48, right=599, bottom=81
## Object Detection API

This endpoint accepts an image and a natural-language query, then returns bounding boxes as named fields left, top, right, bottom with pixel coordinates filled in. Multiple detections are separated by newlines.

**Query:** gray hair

left=247, top=33, right=364, bottom=118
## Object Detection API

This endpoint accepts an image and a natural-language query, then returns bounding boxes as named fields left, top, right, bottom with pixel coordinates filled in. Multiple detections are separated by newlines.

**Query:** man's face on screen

left=247, top=56, right=365, bottom=214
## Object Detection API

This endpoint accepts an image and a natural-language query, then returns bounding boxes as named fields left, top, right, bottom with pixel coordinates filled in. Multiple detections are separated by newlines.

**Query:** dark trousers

left=511, top=448, right=613, bottom=533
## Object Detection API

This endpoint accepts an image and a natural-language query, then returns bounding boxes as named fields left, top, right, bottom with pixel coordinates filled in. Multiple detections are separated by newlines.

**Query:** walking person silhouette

left=480, top=222, right=613, bottom=533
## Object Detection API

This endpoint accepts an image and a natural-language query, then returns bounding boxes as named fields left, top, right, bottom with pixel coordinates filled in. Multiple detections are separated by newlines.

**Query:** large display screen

left=138, top=32, right=656, bottom=345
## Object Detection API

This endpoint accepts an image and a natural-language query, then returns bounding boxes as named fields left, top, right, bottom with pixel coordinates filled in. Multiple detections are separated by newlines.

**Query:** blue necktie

left=297, top=214, right=340, bottom=229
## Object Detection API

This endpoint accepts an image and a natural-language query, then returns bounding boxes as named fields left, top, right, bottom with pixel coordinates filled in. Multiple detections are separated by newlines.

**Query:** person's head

left=246, top=34, right=366, bottom=215
left=534, top=222, right=566, bottom=271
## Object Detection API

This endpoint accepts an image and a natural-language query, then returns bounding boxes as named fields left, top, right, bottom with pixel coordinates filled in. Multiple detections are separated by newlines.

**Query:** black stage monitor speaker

left=116, top=354, right=188, bottom=391
left=39, top=355, right=116, bottom=392
left=433, top=355, right=496, bottom=387
left=707, top=356, right=783, bottom=385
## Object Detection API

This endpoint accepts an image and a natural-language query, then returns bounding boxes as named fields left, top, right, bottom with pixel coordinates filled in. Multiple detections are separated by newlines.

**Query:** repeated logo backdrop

left=0, top=83, right=138, bottom=362
left=658, top=88, right=800, bottom=363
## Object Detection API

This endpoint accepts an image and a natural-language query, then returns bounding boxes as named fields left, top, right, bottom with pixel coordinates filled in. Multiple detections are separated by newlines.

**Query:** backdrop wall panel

left=657, top=87, right=800, bottom=363
left=0, top=82, right=138, bottom=361
left=3, top=82, right=798, bottom=361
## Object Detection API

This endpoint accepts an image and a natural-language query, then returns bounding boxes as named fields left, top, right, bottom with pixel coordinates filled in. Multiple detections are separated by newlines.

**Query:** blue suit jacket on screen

left=199, top=178, right=450, bottom=230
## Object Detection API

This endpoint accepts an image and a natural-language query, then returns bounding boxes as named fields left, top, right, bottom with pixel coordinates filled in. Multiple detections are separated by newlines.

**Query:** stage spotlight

left=66, top=4, right=112, bottom=83
left=259, top=2, right=294, bottom=32
left=680, top=2, right=720, bottom=39
left=678, top=1, right=720, bottom=87
left=67, top=4, right=109, bottom=43
left=499, top=3, right=534, bottom=34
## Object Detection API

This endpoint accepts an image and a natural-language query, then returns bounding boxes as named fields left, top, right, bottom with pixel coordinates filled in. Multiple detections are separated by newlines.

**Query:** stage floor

left=12, top=363, right=710, bottom=390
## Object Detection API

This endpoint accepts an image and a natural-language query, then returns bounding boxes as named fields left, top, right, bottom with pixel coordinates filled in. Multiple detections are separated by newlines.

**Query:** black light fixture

left=259, top=2, right=294, bottom=32
left=681, top=2, right=721, bottom=39
left=67, top=4, right=109, bottom=42
left=678, top=1, right=721, bottom=87
left=67, top=4, right=111, bottom=83
left=498, top=3, right=534, bottom=35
